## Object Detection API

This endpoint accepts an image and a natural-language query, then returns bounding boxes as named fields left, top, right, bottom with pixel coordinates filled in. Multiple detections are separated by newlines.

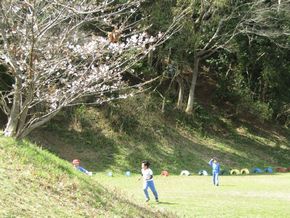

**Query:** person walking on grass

left=209, top=157, right=220, bottom=186
left=139, top=160, right=159, bottom=202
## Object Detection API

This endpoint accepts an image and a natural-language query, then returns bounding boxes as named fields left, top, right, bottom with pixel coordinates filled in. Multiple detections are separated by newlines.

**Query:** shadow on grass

left=158, top=201, right=178, bottom=205
left=29, top=100, right=290, bottom=175
left=29, top=122, right=119, bottom=172
left=210, top=117, right=290, bottom=167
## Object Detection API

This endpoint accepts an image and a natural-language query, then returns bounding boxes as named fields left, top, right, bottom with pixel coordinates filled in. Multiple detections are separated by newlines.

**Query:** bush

left=237, top=97, right=273, bottom=122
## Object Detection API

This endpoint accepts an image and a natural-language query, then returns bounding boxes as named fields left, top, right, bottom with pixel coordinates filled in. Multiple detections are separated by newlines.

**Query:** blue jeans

left=213, top=172, right=219, bottom=185
left=143, top=180, right=158, bottom=200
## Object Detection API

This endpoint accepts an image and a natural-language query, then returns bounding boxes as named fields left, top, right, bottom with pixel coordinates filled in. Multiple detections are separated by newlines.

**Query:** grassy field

left=96, top=174, right=290, bottom=218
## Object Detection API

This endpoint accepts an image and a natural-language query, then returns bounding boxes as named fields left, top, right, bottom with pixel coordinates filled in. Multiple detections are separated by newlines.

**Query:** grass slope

left=0, top=135, right=174, bottom=217
left=31, top=94, right=290, bottom=175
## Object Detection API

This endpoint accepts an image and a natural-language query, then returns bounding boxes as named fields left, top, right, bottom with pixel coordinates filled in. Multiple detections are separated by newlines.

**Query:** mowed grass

left=96, top=174, right=290, bottom=218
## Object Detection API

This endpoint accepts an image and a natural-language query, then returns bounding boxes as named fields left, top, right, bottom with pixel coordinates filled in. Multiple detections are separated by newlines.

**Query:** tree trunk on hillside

left=4, top=77, right=21, bottom=137
left=161, top=96, right=166, bottom=113
left=4, top=83, right=60, bottom=139
left=176, top=77, right=185, bottom=109
left=185, top=56, right=199, bottom=114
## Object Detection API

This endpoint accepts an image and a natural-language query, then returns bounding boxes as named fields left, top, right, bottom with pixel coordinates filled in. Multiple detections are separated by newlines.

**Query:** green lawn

left=96, top=174, right=290, bottom=218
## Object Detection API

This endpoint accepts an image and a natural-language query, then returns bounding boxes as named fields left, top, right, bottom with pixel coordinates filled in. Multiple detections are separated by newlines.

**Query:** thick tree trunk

left=176, top=77, right=184, bottom=109
left=185, top=56, right=199, bottom=114
left=3, top=80, right=59, bottom=139
left=16, top=85, right=35, bottom=137
left=4, top=113, right=19, bottom=137
left=4, top=77, right=21, bottom=137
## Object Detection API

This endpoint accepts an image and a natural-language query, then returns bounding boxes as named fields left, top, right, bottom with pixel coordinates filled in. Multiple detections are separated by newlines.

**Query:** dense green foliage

left=137, top=0, right=290, bottom=125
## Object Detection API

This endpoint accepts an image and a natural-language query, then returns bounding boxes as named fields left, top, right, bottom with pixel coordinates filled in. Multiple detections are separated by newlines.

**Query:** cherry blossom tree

left=0, top=0, right=187, bottom=138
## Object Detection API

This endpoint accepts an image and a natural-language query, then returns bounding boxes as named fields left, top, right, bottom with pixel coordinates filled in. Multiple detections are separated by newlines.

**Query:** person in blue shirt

left=209, top=157, right=220, bottom=186
left=72, top=159, right=92, bottom=176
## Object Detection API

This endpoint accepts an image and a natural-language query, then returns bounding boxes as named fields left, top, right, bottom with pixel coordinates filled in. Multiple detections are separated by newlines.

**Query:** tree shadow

left=29, top=98, right=290, bottom=175
left=30, top=118, right=119, bottom=172
left=213, top=118, right=290, bottom=166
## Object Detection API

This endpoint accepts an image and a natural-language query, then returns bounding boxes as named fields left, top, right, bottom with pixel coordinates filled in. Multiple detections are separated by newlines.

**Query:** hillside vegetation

left=1, top=1, right=290, bottom=217
left=30, top=94, right=290, bottom=175
left=0, top=135, right=173, bottom=217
